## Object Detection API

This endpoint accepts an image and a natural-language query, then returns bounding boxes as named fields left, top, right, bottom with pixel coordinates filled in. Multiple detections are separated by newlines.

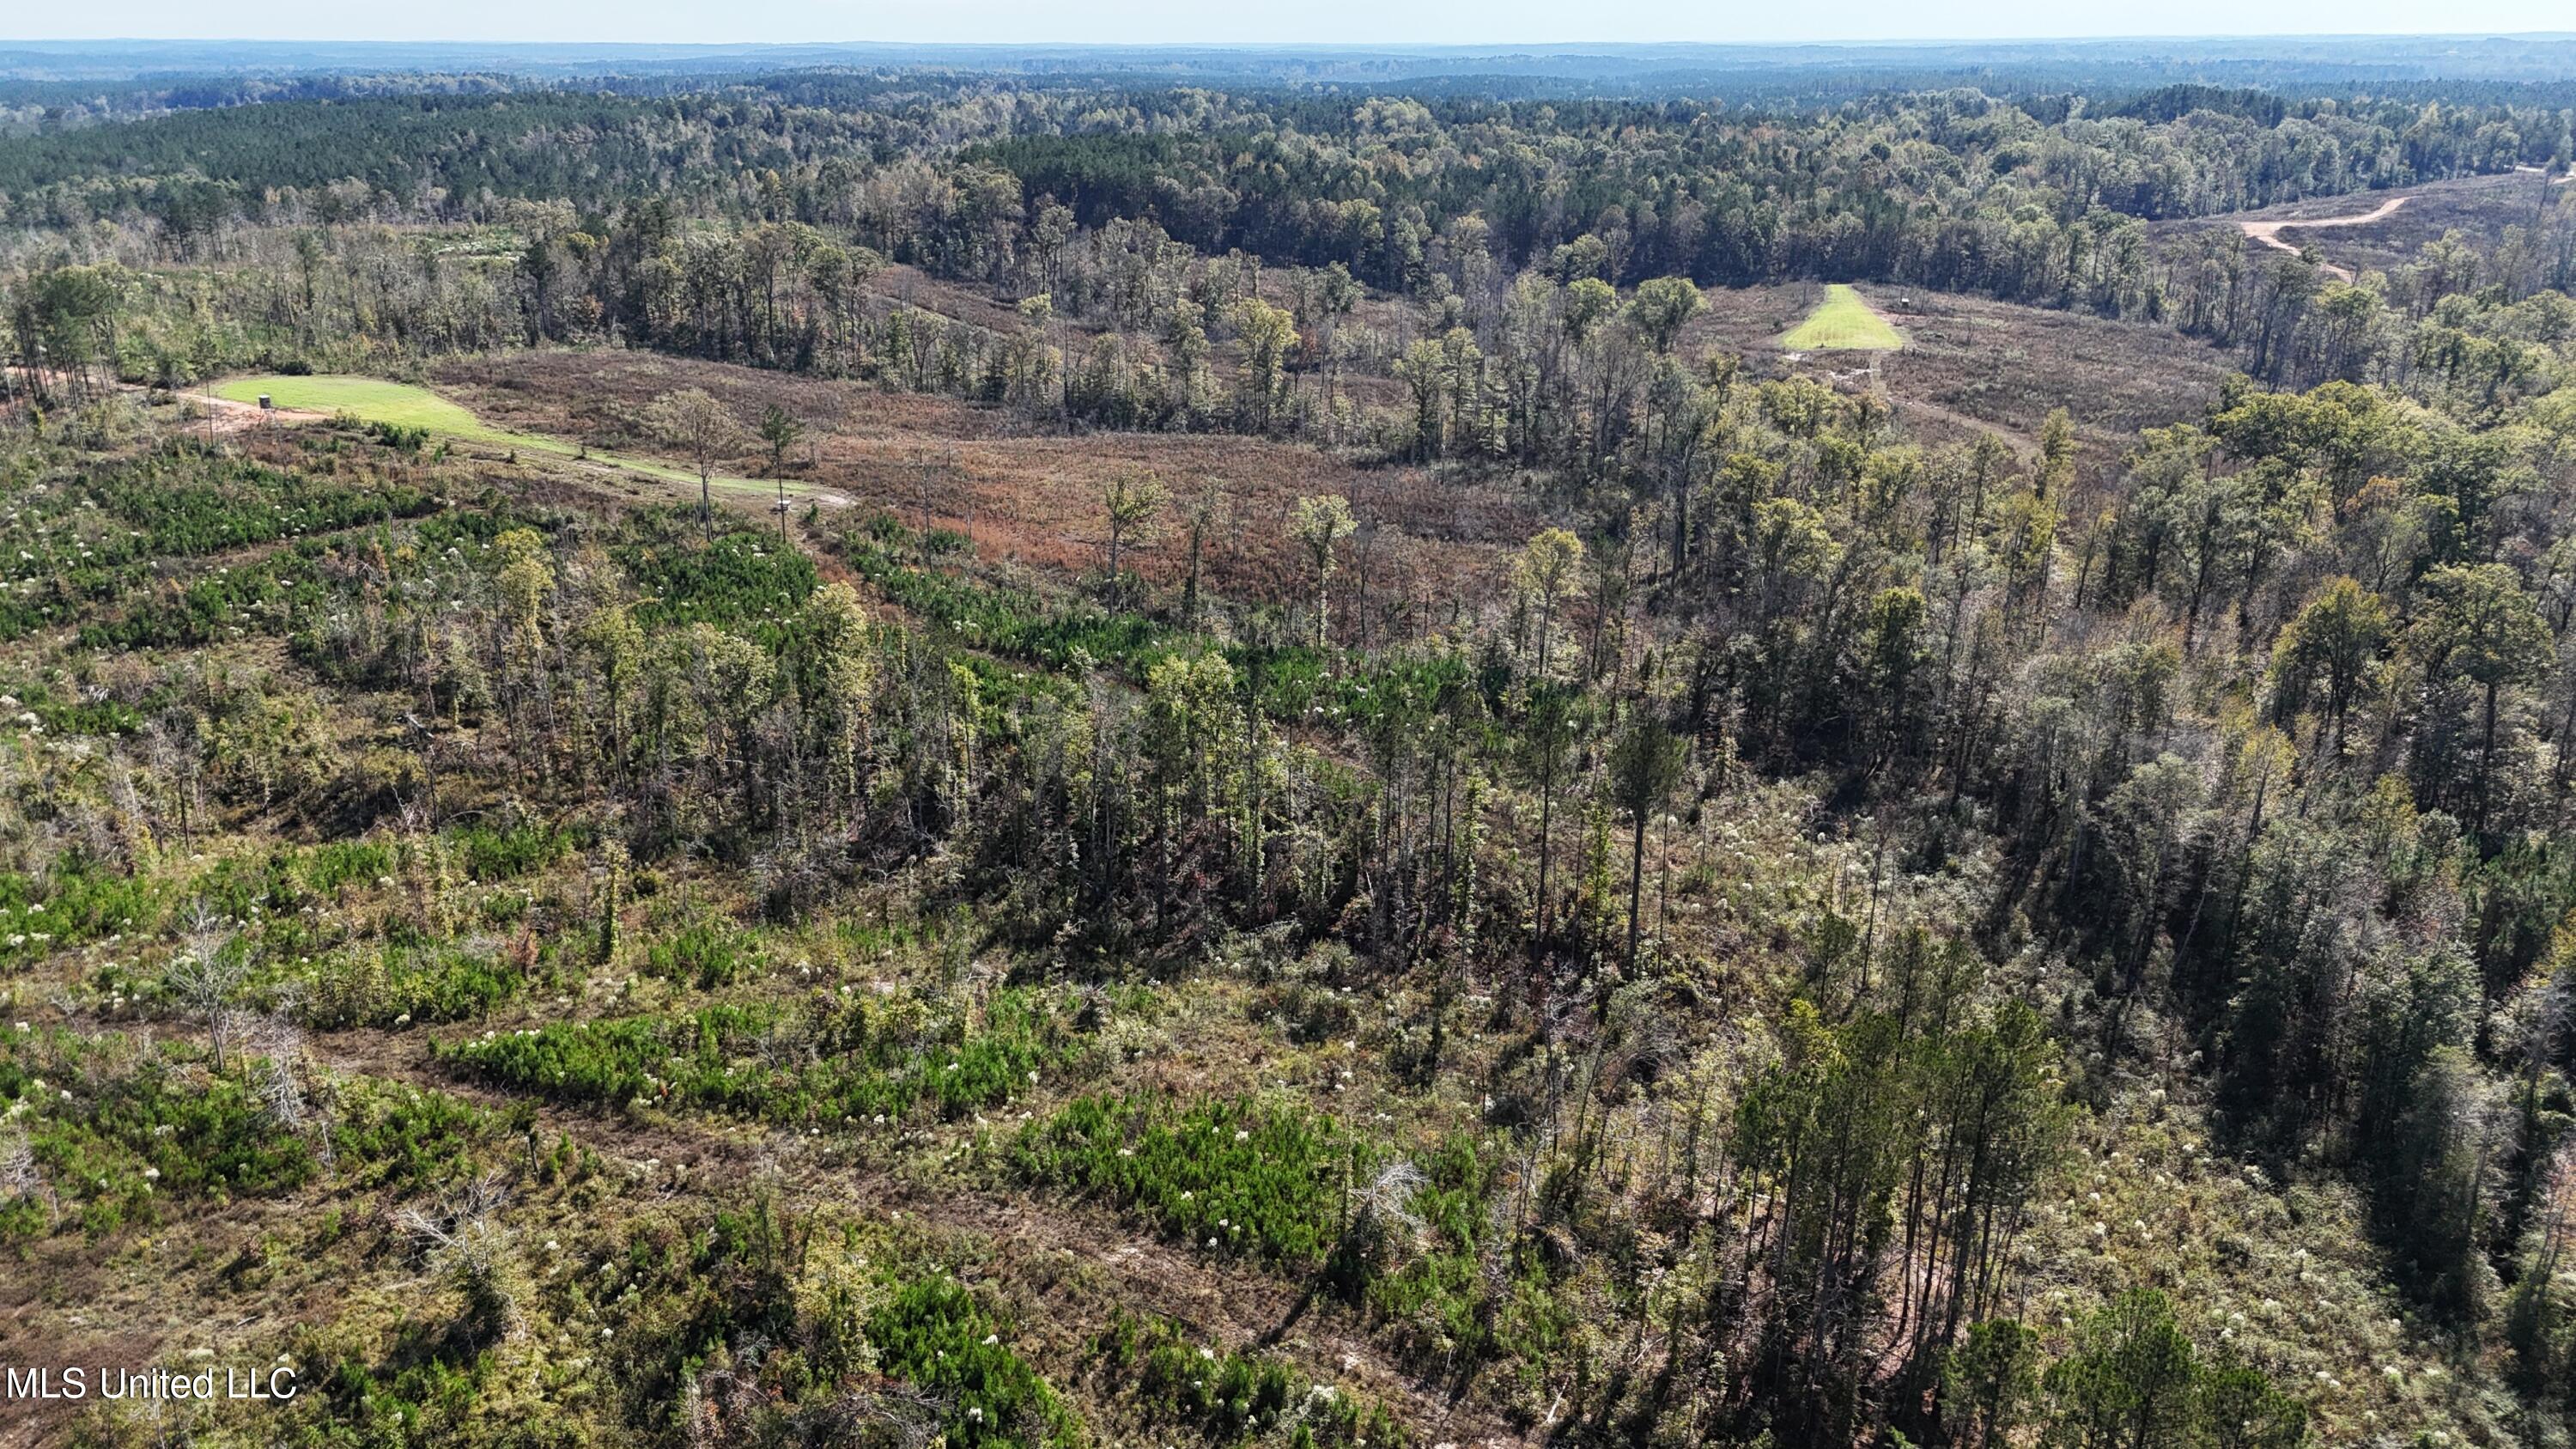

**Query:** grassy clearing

left=1781, top=283, right=1905, bottom=350
left=212, top=374, right=813, bottom=500
left=215, top=374, right=509, bottom=440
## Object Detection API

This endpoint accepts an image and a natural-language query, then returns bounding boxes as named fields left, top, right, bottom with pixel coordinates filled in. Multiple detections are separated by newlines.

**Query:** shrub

left=622, top=518, right=817, bottom=638
left=1012, top=1094, right=1360, bottom=1269
left=867, top=1276, right=1080, bottom=1449
left=368, top=420, right=431, bottom=452
left=452, top=820, right=574, bottom=880
left=299, top=839, right=398, bottom=897
left=301, top=944, right=528, bottom=1028
left=0, top=867, right=156, bottom=968
left=441, top=989, right=1077, bottom=1126
left=1090, top=1311, right=1409, bottom=1447
left=1, top=1030, right=317, bottom=1238
left=643, top=920, right=753, bottom=989
left=329, top=1080, right=489, bottom=1190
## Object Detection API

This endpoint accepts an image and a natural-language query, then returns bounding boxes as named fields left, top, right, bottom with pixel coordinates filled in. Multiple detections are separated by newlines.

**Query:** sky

left=9, top=0, right=2574, bottom=46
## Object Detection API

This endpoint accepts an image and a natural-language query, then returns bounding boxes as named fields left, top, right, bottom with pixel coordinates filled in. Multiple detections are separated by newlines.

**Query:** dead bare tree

left=0, top=1130, right=48, bottom=1209
left=398, top=1172, right=521, bottom=1343
left=166, top=904, right=247, bottom=1071
left=248, top=1014, right=309, bottom=1129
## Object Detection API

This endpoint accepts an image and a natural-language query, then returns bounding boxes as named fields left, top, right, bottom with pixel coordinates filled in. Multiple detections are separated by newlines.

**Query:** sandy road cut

left=2238, top=195, right=2412, bottom=282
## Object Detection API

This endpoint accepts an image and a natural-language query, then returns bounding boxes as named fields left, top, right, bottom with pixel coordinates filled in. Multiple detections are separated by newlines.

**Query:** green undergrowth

left=318, top=1075, right=494, bottom=1192
left=0, top=820, right=574, bottom=973
left=1018, top=1097, right=1567, bottom=1392
left=0, top=431, right=531, bottom=652
left=295, top=941, right=535, bottom=1027
left=1358, top=1133, right=1571, bottom=1386
left=617, top=510, right=819, bottom=639
left=0, top=866, right=156, bottom=971
left=1010, top=1093, right=1364, bottom=1270
left=1, top=441, right=446, bottom=642
left=0, top=1028, right=502, bottom=1246
left=1087, top=1310, right=1412, bottom=1448
left=868, top=1275, right=1084, bottom=1449
left=0, top=1029, right=314, bottom=1240
left=841, top=517, right=1488, bottom=731
left=845, top=527, right=1175, bottom=673
left=438, top=987, right=1080, bottom=1126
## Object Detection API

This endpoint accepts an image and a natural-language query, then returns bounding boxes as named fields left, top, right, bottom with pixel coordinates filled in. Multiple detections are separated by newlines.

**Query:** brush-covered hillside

left=3, top=49, right=2576, bottom=1449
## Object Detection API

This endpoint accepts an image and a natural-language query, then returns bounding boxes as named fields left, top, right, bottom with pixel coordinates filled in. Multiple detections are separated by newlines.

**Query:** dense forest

left=4, top=37, right=2576, bottom=1449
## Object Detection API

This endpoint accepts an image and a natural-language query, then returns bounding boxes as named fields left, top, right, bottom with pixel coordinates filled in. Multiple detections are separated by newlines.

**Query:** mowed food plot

left=214, top=374, right=509, bottom=440
left=210, top=373, right=830, bottom=503
left=1780, top=284, right=1905, bottom=350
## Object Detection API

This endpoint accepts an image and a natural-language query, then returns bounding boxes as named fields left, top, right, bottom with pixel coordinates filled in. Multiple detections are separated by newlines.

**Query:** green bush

left=1090, top=1311, right=1408, bottom=1447
left=643, top=920, right=753, bottom=989
left=1354, top=1133, right=1562, bottom=1367
left=442, top=989, right=1076, bottom=1126
left=452, top=820, right=574, bottom=880
left=301, top=944, right=529, bottom=1028
left=0, top=867, right=157, bottom=968
left=299, top=839, right=398, bottom=896
left=1, top=1031, right=317, bottom=1239
left=368, top=419, right=432, bottom=452
left=623, top=516, right=817, bottom=639
left=329, top=1080, right=489, bottom=1190
left=867, top=1276, right=1081, bottom=1449
left=1012, top=1094, right=1360, bottom=1269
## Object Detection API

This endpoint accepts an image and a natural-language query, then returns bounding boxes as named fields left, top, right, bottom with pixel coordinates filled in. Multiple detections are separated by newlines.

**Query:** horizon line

left=10, top=31, right=2576, bottom=49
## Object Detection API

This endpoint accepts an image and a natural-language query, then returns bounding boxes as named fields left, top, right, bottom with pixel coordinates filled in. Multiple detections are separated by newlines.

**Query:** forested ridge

left=3, top=49, right=2576, bottom=1449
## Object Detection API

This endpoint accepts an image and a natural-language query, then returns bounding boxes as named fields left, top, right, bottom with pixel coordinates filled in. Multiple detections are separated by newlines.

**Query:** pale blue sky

left=9, top=0, right=2573, bottom=46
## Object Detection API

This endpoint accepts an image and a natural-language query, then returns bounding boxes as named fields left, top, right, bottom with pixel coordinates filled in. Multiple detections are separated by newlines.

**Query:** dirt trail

left=2238, top=195, right=2411, bottom=282
left=302, top=1026, right=1537, bottom=1447
left=170, top=387, right=328, bottom=435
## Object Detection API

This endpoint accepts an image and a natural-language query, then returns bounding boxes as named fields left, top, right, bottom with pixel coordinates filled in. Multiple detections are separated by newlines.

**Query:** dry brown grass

left=1868, top=289, right=2232, bottom=444
left=1689, top=282, right=2231, bottom=466
left=435, top=350, right=1542, bottom=631
left=2160, top=171, right=2569, bottom=280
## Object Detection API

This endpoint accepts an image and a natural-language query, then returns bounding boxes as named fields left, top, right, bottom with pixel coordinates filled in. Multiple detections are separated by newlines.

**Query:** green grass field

left=214, top=374, right=524, bottom=443
left=1780, top=284, right=1905, bottom=350
left=211, top=374, right=815, bottom=501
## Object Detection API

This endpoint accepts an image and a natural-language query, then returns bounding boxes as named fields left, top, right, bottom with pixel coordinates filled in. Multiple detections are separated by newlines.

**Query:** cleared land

left=1684, top=283, right=2229, bottom=469
left=213, top=374, right=507, bottom=439
left=433, top=351, right=1540, bottom=626
left=2237, top=195, right=2412, bottom=281
left=211, top=373, right=826, bottom=504
left=1780, top=283, right=1905, bottom=350
left=2269, top=173, right=2566, bottom=277
left=2162, top=172, right=2573, bottom=283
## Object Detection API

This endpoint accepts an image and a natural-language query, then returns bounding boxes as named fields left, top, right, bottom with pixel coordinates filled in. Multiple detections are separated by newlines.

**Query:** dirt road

left=2238, top=195, right=2412, bottom=282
